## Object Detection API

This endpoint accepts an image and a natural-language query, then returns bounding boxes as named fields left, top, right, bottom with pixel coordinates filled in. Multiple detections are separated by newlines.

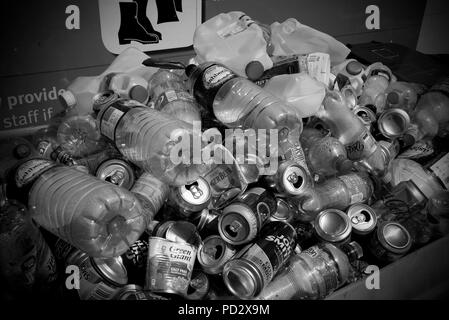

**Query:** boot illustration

left=133, top=0, right=162, bottom=40
left=155, top=0, right=179, bottom=24
left=118, top=2, right=160, bottom=45
left=174, top=0, right=183, bottom=12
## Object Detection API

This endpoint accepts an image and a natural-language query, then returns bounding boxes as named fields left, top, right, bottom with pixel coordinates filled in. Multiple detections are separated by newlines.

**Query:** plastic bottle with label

left=148, top=69, right=201, bottom=126
left=95, top=93, right=208, bottom=186
left=193, top=11, right=273, bottom=80
left=300, top=128, right=353, bottom=180
left=256, top=242, right=362, bottom=300
left=6, top=158, right=147, bottom=258
left=301, top=172, right=374, bottom=214
left=186, top=62, right=303, bottom=147
left=104, top=72, right=150, bottom=104
left=410, top=77, right=449, bottom=142
left=263, top=73, right=326, bottom=118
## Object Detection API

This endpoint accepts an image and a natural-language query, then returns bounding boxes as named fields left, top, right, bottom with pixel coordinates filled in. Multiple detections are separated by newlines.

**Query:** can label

left=15, top=159, right=57, bottom=188
left=430, top=152, right=449, bottom=189
left=345, top=132, right=377, bottom=160
left=242, top=244, right=273, bottom=284
left=239, top=188, right=277, bottom=226
left=302, top=246, right=339, bottom=295
left=99, top=102, right=132, bottom=141
left=77, top=258, right=119, bottom=300
left=338, top=174, right=368, bottom=205
left=146, top=237, right=197, bottom=295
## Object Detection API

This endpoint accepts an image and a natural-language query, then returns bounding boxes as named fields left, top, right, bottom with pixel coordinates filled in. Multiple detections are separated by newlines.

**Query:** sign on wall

left=98, top=0, right=202, bottom=54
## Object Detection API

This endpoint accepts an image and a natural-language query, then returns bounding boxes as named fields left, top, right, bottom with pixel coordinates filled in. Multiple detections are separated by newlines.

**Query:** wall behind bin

left=0, top=0, right=427, bottom=138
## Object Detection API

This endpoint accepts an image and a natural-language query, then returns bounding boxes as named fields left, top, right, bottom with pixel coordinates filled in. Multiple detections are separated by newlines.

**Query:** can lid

left=166, top=221, right=202, bottom=248
left=129, top=85, right=149, bottom=103
left=96, top=159, right=135, bottom=190
left=271, top=198, right=293, bottom=222
left=184, top=271, right=210, bottom=300
left=197, top=235, right=235, bottom=274
left=222, top=259, right=262, bottom=299
left=346, top=61, right=363, bottom=76
left=354, top=106, right=377, bottom=125
left=347, top=204, right=378, bottom=235
left=280, top=163, right=309, bottom=196
left=180, top=178, right=211, bottom=206
left=92, top=256, right=128, bottom=286
left=59, top=90, right=76, bottom=107
left=378, top=108, right=410, bottom=138
left=219, top=204, right=256, bottom=245
left=314, top=209, right=352, bottom=243
left=153, top=220, right=176, bottom=238
left=378, top=221, right=412, bottom=254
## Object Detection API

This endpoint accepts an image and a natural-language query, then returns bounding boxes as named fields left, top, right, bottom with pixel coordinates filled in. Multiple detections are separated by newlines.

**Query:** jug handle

left=142, top=58, right=186, bottom=70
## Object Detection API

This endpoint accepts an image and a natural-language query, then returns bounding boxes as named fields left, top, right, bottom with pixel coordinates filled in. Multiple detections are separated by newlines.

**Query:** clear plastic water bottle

left=385, top=81, right=418, bottom=113
left=95, top=92, right=208, bottom=186
left=358, top=75, right=390, bottom=114
left=6, top=158, right=147, bottom=258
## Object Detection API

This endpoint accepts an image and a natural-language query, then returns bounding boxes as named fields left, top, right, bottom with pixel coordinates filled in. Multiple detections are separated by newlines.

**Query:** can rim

left=280, top=163, right=309, bottom=196
left=346, top=204, right=378, bottom=235
left=222, top=258, right=263, bottom=299
left=218, top=203, right=258, bottom=245
left=179, top=177, right=211, bottom=206
left=96, top=159, right=135, bottom=190
left=378, top=108, right=411, bottom=138
left=377, top=221, right=412, bottom=253
left=314, top=209, right=352, bottom=243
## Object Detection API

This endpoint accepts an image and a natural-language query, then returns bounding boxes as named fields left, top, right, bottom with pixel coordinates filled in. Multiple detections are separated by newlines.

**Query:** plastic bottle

left=6, top=158, right=147, bottom=258
left=193, top=11, right=273, bottom=80
left=104, top=72, right=150, bottom=104
left=95, top=93, right=208, bottom=186
left=0, top=182, right=57, bottom=300
left=331, top=59, right=366, bottom=96
left=300, top=128, right=353, bottom=180
left=186, top=62, right=303, bottom=144
left=301, top=172, right=374, bottom=214
left=148, top=69, right=201, bottom=126
left=385, top=81, right=418, bottom=113
left=316, top=90, right=386, bottom=176
left=263, top=73, right=326, bottom=118
left=410, top=77, right=449, bottom=141
left=256, top=242, right=362, bottom=300
left=358, top=75, right=390, bottom=115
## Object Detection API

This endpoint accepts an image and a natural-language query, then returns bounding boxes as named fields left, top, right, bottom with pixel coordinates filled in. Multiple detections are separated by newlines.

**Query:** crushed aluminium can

left=197, top=235, right=237, bottom=275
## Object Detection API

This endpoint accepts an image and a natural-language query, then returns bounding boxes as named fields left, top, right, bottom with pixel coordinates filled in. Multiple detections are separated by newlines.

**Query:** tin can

left=67, top=250, right=127, bottom=300
left=145, top=237, right=197, bottom=296
left=369, top=221, right=412, bottom=263
left=165, top=221, right=203, bottom=248
left=96, top=158, right=135, bottom=190
left=184, top=270, right=210, bottom=300
left=269, top=198, right=296, bottom=224
left=192, top=208, right=220, bottom=236
left=378, top=108, right=411, bottom=139
left=346, top=204, right=378, bottom=236
left=168, top=177, right=211, bottom=217
left=264, top=161, right=311, bottom=197
left=197, top=235, right=237, bottom=275
left=222, top=221, right=297, bottom=299
left=112, top=284, right=168, bottom=300
left=290, top=220, right=316, bottom=252
left=353, top=105, right=377, bottom=130
left=314, top=209, right=352, bottom=245
left=218, top=187, right=277, bottom=245
left=151, top=220, right=176, bottom=238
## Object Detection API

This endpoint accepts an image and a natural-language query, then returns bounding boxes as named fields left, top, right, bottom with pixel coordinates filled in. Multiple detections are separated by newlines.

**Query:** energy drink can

left=66, top=250, right=128, bottom=300
left=145, top=237, right=197, bottom=296
left=218, top=187, right=277, bottom=245
left=184, top=270, right=210, bottom=300
left=346, top=204, right=378, bottom=236
left=369, top=221, right=412, bottom=263
left=314, top=209, right=352, bottom=246
left=96, top=158, right=135, bottom=190
left=168, top=177, right=211, bottom=217
left=197, top=235, right=237, bottom=275
left=222, top=221, right=297, bottom=299
left=264, top=161, right=311, bottom=197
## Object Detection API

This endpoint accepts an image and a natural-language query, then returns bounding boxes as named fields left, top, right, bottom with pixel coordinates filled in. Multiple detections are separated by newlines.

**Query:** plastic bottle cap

left=129, top=85, right=149, bottom=103
left=59, top=90, right=77, bottom=107
left=346, top=61, right=363, bottom=76
left=185, top=64, right=197, bottom=78
left=387, top=91, right=400, bottom=104
left=245, top=61, right=265, bottom=81
left=14, top=144, right=31, bottom=159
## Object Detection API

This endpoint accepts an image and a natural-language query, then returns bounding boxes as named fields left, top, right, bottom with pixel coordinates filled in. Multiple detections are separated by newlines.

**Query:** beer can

left=145, top=237, right=197, bottom=296
left=222, top=221, right=297, bottom=299
left=378, top=108, right=411, bottom=139
left=96, top=158, right=135, bottom=190
left=269, top=198, right=296, bottom=224
left=353, top=105, right=377, bottom=129
left=218, top=187, right=277, bottom=245
left=184, top=270, right=210, bottom=300
left=346, top=204, right=378, bottom=236
left=314, top=209, right=352, bottom=245
left=168, top=177, right=211, bottom=217
left=67, top=250, right=127, bottom=300
left=112, top=284, right=168, bottom=300
left=369, top=221, right=412, bottom=262
left=165, top=220, right=203, bottom=248
left=265, top=161, right=311, bottom=197
left=197, top=235, right=237, bottom=275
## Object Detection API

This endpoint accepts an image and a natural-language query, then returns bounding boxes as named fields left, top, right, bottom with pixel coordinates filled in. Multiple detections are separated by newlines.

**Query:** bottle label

left=99, top=102, right=132, bottom=141
left=216, top=14, right=255, bottom=39
left=15, top=159, right=56, bottom=188
left=398, top=141, right=434, bottom=160
left=156, top=90, right=194, bottom=110
left=430, top=152, right=449, bottom=189
left=243, top=244, right=274, bottom=285
left=345, top=131, right=377, bottom=160
left=202, top=64, right=234, bottom=90
left=339, top=174, right=367, bottom=205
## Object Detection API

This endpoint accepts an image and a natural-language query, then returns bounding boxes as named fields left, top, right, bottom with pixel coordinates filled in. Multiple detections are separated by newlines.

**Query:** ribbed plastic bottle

left=6, top=158, right=146, bottom=258
left=256, top=242, right=362, bottom=300
left=148, top=69, right=201, bottom=126
left=186, top=62, right=303, bottom=139
left=95, top=92, right=208, bottom=186
left=301, top=172, right=374, bottom=214
left=300, top=128, right=353, bottom=180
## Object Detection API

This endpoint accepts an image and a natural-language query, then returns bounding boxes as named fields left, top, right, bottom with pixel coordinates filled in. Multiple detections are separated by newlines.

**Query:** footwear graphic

left=133, top=0, right=162, bottom=40
left=118, top=1, right=160, bottom=45
left=174, top=0, right=183, bottom=12
left=155, top=0, right=180, bottom=24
